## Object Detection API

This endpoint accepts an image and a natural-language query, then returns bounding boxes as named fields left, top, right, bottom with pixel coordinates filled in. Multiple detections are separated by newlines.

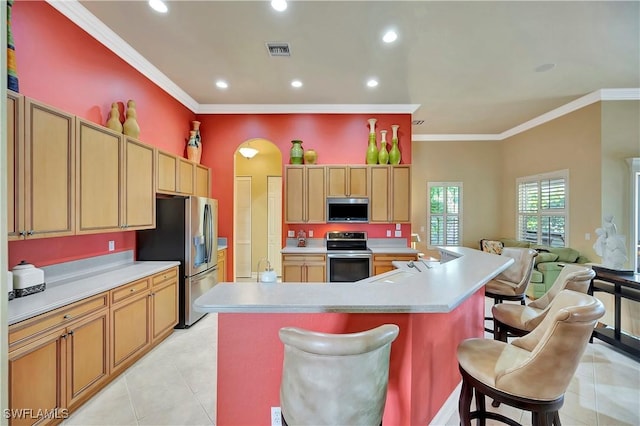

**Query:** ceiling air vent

left=266, top=42, right=291, bottom=57
left=412, top=120, right=425, bottom=125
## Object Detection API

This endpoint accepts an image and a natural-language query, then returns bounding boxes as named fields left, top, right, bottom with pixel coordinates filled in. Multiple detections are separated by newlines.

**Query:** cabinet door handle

left=61, top=334, right=67, bottom=339
left=68, top=330, right=74, bottom=336
left=19, top=231, right=25, bottom=236
left=28, top=230, right=34, bottom=235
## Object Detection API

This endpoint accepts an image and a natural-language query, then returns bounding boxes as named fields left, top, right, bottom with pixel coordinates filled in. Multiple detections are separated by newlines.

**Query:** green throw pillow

left=500, top=238, right=531, bottom=248
left=548, top=247, right=580, bottom=263
left=535, top=252, right=560, bottom=265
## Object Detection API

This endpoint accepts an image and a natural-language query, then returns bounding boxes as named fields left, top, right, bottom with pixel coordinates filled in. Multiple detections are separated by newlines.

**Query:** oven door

left=326, top=253, right=372, bottom=283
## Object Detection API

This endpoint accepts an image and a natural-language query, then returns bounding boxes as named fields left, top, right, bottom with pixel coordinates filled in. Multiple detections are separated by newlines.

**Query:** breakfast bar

left=194, top=247, right=513, bottom=425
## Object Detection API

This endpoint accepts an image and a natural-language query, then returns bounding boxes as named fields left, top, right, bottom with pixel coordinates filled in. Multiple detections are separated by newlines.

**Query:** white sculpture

left=593, top=215, right=628, bottom=269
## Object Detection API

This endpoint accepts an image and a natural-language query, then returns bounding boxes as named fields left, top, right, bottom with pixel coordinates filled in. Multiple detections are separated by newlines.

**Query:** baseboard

left=429, top=380, right=461, bottom=425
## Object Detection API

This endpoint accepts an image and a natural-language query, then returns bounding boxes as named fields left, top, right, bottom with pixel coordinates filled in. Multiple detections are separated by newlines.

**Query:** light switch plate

left=108, top=240, right=115, bottom=251
left=386, top=230, right=392, bottom=237
left=309, top=230, right=314, bottom=237
left=287, top=230, right=295, bottom=238
left=394, top=230, right=402, bottom=237
left=395, top=223, right=401, bottom=231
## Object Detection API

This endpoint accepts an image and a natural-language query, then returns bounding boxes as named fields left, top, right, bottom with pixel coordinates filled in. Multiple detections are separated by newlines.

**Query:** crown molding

left=197, top=104, right=421, bottom=114
left=46, top=0, right=199, bottom=112
left=414, top=88, right=640, bottom=142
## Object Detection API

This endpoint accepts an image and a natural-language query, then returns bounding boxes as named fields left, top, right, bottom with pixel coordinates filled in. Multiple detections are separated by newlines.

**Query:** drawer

left=282, top=254, right=326, bottom=263
left=217, top=249, right=226, bottom=261
left=152, top=267, right=178, bottom=287
left=9, top=292, right=109, bottom=348
left=373, top=254, right=417, bottom=262
left=111, top=278, right=150, bottom=304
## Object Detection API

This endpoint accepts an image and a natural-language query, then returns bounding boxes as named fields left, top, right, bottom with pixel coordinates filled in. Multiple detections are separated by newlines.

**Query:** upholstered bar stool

left=458, top=290, right=605, bottom=426
left=493, top=264, right=596, bottom=341
left=278, top=324, right=399, bottom=426
left=484, top=247, right=538, bottom=333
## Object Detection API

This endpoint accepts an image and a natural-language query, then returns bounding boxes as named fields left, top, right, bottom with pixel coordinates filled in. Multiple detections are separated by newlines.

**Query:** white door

left=235, top=177, right=252, bottom=278
left=267, top=176, right=283, bottom=276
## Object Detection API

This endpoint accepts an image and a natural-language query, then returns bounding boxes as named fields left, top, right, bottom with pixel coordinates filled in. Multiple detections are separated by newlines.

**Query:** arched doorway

left=233, top=139, right=283, bottom=281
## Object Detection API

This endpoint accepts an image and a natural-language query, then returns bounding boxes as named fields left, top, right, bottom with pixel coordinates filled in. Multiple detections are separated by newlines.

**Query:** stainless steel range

left=326, top=231, right=372, bottom=282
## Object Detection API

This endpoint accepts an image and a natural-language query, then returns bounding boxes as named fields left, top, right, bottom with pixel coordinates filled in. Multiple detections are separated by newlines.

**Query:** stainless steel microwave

left=326, top=198, right=369, bottom=223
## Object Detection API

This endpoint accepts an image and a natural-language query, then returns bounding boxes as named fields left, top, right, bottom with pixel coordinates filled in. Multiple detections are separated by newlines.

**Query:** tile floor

left=65, top=303, right=640, bottom=426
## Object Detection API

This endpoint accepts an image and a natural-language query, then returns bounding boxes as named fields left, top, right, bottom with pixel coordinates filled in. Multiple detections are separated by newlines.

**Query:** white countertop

left=194, top=247, right=513, bottom=314
left=8, top=261, right=179, bottom=325
left=280, top=246, right=419, bottom=255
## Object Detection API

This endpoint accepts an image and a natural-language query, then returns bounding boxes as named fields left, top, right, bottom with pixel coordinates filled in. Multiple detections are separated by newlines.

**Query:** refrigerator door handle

left=207, top=204, right=214, bottom=263
left=203, top=204, right=210, bottom=263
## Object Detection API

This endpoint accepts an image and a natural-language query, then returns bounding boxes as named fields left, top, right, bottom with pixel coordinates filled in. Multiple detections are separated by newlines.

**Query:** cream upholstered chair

left=279, top=324, right=399, bottom=426
left=458, top=290, right=605, bottom=426
left=493, top=264, right=596, bottom=341
left=484, top=247, right=538, bottom=333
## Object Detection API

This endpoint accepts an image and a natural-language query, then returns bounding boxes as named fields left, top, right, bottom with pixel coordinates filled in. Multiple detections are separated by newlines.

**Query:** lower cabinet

left=8, top=266, right=178, bottom=426
left=217, top=248, right=227, bottom=283
left=282, top=254, right=326, bottom=282
left=373, top=254, right=418, bottom=276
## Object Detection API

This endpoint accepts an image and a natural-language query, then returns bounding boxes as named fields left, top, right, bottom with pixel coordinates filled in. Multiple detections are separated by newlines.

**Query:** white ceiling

left=65, top=1, right=640, bottom=136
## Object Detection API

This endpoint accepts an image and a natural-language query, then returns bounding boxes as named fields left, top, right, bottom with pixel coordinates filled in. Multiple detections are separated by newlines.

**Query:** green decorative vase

left=389, top=124, right=401, bottom=165
left=290, top=140, right=304, bottom=164
left=366, top=118, right=378, bottom=164
left=378, top=130, right=389, bottom=165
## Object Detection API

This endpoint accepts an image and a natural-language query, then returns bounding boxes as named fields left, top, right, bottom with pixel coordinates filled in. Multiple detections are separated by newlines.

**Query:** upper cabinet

left=285, top=165, right=326, bottom=223
left=8, top=92, right=76, bottom=240
left=370, top=165, right=411, bottom=223
left=157, top=149, right=209, bottom=197
left=326, top=166, right=369, bottom=197
left=76, top=121, right=156, bottom=234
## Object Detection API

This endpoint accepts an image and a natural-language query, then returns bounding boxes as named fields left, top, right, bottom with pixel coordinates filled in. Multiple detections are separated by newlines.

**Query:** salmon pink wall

left=198, top=114, right=413, bottom=275
left=7, top=1, right=195, bottom=268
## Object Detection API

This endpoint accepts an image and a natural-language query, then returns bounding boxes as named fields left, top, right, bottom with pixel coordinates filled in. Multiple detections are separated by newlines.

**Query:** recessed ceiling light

left=271, top=0, right=287, bottom=12
left=291, top=80, right=303, bottom=88
left=148, top=0, right=168, bottom=13
left=382, top=30, right=398, bottom=43
left=366, top=79, right=379, bottom=88
left=216, top=80, right=229, bottom=89
left=535, top=63, right=556, bottom=73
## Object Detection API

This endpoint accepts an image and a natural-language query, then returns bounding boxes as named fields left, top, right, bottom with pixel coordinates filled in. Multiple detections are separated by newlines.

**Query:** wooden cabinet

left=285, top=166, right=326, bottom=223
left=326, top=166, right=369, bottom=197
left=217, top=248, right=227, bottom=282
left=110, top=277, right=151, bottom=373
left=7, top=93, right=75, bottom=240
left=76, top=121, right=155, bottom=234
left=282, top=254, right=326, bottom=282
left=370, top=165, right=411, bottom=223
left=8, top=293, right=110, bottom=425
left=110, top=266, right=178, bottom=373
left=151, top=268, right=179, bottom=342
left=373, top=254, right=419, bottom=276
left=156, top=150, right=209, bottom=197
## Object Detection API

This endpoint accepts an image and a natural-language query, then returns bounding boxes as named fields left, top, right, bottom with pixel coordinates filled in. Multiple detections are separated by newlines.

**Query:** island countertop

left=194, top=247, right=512, bottom=314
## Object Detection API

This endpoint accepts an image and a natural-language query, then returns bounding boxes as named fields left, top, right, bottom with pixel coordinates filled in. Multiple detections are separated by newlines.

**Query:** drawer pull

left=63, top=314, right=72, bottom=320
left=130, top=288, right=136, bottom=292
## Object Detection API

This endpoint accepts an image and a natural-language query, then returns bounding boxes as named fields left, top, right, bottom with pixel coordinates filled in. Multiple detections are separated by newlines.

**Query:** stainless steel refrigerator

left=136, top=196, right=218, bottom=328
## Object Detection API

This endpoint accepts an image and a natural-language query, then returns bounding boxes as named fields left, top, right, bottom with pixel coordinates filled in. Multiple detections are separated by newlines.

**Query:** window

left=428, top=182, right=462, bottom=246
left=516, top=170, right=569, bottom=247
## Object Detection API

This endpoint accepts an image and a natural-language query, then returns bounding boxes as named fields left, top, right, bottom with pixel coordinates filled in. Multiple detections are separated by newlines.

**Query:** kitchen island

left=194, top=247, right=512, bottom=425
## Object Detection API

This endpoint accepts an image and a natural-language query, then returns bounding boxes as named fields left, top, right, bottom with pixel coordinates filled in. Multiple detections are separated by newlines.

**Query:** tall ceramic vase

left=123, top=99, right=140, bottom=138
left=290, top=140, right=304, bottom=164
left=106, top=102, right=123, bottom=133
left=378, top=130, right=389, bottom=165
left=389, top=124, right=401, bottom=165
left=191, top=120, right=202, bottom=163
left=366, top=118, right=378, bottom=164
left=186, top=130, right=200, bottom=163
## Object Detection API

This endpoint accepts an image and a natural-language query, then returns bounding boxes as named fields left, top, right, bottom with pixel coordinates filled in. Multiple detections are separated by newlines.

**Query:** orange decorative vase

left=186, top=130, right=201, bottom=163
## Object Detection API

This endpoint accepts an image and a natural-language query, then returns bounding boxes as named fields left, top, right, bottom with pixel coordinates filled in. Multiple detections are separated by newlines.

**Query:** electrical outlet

left=287, top=230, right=295, bottom=238
left=395, top=223, right=401, bottom=231
left=386, top=230, right=392, bottom=237
left=271, top=407, right=282, bottom=426
left=108, top=240, right=115, bottom=251
left=394, top=230, right=402, bottom=237
left=309, top=230, right=314, bottom=238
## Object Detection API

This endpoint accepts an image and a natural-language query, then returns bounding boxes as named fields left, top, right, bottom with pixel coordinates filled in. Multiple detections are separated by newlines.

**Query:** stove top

left=326, top=231, right=369, bottom=252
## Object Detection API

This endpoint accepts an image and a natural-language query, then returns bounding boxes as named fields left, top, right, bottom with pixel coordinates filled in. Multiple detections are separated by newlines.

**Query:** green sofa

left=480, top=238, right=591, bottom=299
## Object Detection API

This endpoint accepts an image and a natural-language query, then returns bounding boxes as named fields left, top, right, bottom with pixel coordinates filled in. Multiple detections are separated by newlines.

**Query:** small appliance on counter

left=257, top=258, right=277, bottom=283
left=8, top=270, right=14, bottom=300
left=297, top=230, right=307, bottom=247
left=12, top=261, right=46, bottom=297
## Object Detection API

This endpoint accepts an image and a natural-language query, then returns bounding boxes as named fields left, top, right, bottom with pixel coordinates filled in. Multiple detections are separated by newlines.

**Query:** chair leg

left=552, top=411, right=561, bottom=426
left=459, top=376, right=473, bottom=426
left=475, top=389, right=486, bottom=426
